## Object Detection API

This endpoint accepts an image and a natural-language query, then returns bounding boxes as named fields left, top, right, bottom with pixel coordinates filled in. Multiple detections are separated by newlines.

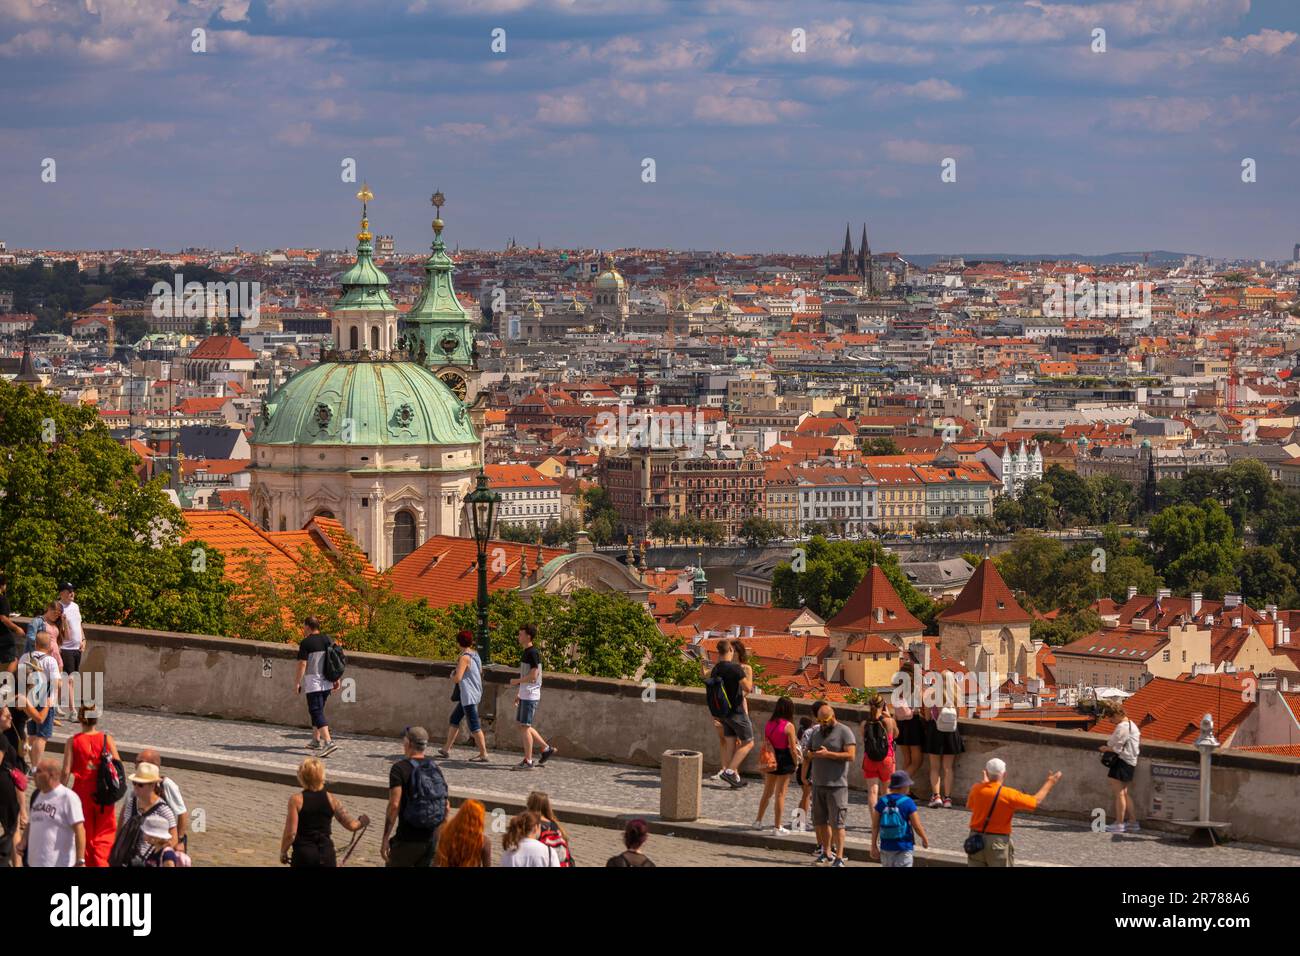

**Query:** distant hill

left=903, top=250, right=1193, bottom=267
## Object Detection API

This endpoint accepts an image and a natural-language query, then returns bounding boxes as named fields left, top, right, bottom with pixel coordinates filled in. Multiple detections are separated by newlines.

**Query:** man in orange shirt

left=965, top=757, right=1062, bottom=867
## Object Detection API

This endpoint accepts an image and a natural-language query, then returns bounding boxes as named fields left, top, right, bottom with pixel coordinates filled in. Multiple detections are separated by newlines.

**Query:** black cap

left=58, top=582, right=75, bottom=593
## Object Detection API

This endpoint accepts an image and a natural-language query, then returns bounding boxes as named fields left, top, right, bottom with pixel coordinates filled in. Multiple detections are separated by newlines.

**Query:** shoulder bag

left=963, top=783, right=1004, bottom=856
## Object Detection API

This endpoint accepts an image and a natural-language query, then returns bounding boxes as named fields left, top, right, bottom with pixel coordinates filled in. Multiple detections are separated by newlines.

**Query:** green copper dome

left=253, top=361, right=477, bottom=447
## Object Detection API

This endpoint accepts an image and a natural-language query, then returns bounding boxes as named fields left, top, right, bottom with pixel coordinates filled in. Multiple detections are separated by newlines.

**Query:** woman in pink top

left=753, top=696, right=799, bottom=833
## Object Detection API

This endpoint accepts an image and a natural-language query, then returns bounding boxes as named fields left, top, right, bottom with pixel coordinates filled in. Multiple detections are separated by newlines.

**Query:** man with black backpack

left=295, top=617, right=341, bottom=758
left=382, top=726, right=447, bottom=867
left=703, top=639, right=753, bottom=789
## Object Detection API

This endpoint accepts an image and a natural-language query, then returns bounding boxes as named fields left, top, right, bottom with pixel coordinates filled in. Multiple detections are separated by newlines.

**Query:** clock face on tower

left=437, top=369, right=468, bottom=401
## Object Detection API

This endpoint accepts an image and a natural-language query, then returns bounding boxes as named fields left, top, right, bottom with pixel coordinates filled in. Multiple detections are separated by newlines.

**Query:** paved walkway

left=53, top=707, right=1300, bottom=867
left=154, top=767, right=815, bottom=868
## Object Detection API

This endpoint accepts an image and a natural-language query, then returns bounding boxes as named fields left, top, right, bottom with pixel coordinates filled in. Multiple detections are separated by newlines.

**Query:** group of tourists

left=706, top=640, right=1143, bottom=867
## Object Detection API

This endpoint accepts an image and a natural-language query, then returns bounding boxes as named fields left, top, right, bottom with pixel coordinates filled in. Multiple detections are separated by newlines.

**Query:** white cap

left=985, top=757, right=1007, bottom=778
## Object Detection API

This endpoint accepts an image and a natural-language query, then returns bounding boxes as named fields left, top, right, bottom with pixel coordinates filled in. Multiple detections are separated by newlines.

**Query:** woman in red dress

left=60, top=708, right=122, bottom=867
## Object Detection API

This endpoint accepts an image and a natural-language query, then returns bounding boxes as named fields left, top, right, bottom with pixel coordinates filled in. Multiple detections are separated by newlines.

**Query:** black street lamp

left=465, top=469, right=501, bottom=663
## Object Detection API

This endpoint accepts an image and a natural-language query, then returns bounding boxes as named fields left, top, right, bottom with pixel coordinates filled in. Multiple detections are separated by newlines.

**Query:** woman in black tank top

left=280, top=758, right=368, bottom=867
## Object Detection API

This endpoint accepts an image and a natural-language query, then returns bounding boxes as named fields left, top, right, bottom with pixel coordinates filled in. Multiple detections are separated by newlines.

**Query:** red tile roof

left=388, top=534, right=567, bottom=609
left=188, top=335, right=257, bottom=360
left=1092, top=677, right=1254, bottom=744
left=937, top=559, right=1031, bottom=625
left=825, top=565, right=923, bottom=634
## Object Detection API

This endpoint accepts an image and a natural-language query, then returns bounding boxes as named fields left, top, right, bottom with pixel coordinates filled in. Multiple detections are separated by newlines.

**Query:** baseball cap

left=404, top=725, right=429, bottom=748
left=58, top=581, right=75, bottom=592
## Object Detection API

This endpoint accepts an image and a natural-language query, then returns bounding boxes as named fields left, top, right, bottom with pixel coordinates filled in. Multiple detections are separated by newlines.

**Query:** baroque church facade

left=249, top=188, right=484, bottom=570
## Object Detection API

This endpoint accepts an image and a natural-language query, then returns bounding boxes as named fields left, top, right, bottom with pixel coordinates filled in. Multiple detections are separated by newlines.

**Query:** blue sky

left=3, top=0, right=1299, bottom=258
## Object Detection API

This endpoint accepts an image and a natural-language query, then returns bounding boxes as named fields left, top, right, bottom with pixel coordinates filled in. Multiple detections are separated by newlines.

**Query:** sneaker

left=1127, top=821, right=1141, bottom=832
left=539, top=745, right=557, bottom=766
left=436, top=748, right=451, bottom=759
left=942, top=797, right=953, bottom=809
left=306, top=739, right=322, bottom=751
left=775, top=826, right=790, bottom=835
left=512, top=759, right=535, bottom=771
left=1105, top=823, right=1127, bottom=833
left=751, top=820, right=765, bottom=831
left=721, top=769, right=746, bottom=789
left=928, top=795, right=943, bottom=809
left=812, top=847, right=831, bottom=864
left=319, top=742, right=339, bottom=758
left=831, top=856, right=847, bottom=867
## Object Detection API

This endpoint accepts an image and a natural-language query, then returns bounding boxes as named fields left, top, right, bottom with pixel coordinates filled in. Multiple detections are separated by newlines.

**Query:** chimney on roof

left=1259, top=673, right=1279, bottom=693
left=1284, top=627, right=1292, bottom=647
left=743, top=625, right=754, bottom=639
left=1126, top=586, right=1138, bottom=601
left=1156, top=588, right=1171, bottom=601
left=1224, top=593, right=1241, bottom=609
left=874, top=607, right=884, bottom=624
left=1265, top=604, right=1278, bottom=618
left=1276, top=619, right=1284, bottom=646
left=1190, top=592, right=1202, bottom=615
left=730, top=625, right=740, bottom=639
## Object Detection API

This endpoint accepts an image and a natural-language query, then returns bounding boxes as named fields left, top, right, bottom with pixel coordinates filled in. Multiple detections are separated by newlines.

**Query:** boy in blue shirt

left=872, top=770, right=930, bottom=867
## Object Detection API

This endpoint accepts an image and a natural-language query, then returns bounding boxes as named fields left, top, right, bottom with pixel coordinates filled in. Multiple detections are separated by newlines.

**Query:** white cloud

left=882, top=139, right=970, bottom=163
left=536, top=94, right=592, bottom=126
left=875, top=78, right=964, bottom=102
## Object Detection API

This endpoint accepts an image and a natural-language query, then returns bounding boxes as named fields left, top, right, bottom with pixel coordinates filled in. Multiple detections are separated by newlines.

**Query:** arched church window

left=260, top=508, right=270, bottom=530
left=393, top=510, right=417, bottom=564
left=371, top=326, right=380, bottom=350
left=349, top=327, right=359, bottom=351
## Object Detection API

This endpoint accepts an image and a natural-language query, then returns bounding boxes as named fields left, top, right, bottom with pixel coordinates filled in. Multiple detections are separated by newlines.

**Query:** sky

left=2, top=0, right=1299, bottom=258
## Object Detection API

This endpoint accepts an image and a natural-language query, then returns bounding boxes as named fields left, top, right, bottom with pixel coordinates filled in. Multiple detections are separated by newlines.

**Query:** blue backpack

left=878, top=795, right=909, bottom=843
left=401, top=758, right=448, bottom=830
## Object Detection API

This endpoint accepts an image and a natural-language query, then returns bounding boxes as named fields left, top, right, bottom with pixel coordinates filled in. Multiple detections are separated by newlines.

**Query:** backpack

left=936, top=707, right=958, bottom=734
left=93, top=735, right=127, bottom=806
left=864, top=719, right=890, bottom=762
left=400, top=758, right=448, bottom=831
left=704, top=673, right=734, bottom=719
left=878, top=795, right=909, bottom=843
left=323, top=639, right=347, bottom=683
left=108, top=800, right=165, bottom=868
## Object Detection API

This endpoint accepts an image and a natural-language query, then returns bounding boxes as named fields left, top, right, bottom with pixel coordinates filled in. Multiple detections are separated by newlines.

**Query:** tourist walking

left=923, top=676, right=964, bottom=808
left=1100, top=702, right=1141, bottom=833
left=499, top=810, right=559, bottom=867
left=964, top=758, right=1061, bottom=867
left=0, top=706, right=23, bottom=867
left=704, top=638, right=754, bottom=789
left=383, top=726, right=447, bottom=867
left=871, top=770, right=929, bottom=867
left=509, top=624, right=556, bottom=771
left=794, top=715, right=815, bottom=825
left=56, top=583, right=84, bottom=715
left=606, top=818, right=654, bottom=867
left=114, top=762, right=181, bottom=867
left=20, top=758, right=85, bottom=867
left=439, top=630, right=488, bottom=761
left=295, top=616, right=339, bottom=757
left=434, top=799, right=492, bottom=867
left=527, top=790, right=573, bottom=866
left=132, top=749, right=190, bottom=852
left=861, top=694, right=899, bottom=825
left=60, top=708, right=121, bottom=867
left=754, top=695, right=798, bottom=833
left=280, top=757, right=368, bottom=867
left=806, top=701, right=856, bottom=867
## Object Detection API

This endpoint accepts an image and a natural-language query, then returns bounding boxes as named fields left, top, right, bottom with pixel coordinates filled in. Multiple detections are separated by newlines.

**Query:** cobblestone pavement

left=60, top=707, right=1300, bottom=868
left=147, top=767, right=817, bottom=868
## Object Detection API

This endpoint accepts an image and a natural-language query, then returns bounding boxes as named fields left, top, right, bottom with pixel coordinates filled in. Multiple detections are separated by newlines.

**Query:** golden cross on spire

left=431, top=189, right=446, bottom=238
left=355, top=182, right=373, bottom=242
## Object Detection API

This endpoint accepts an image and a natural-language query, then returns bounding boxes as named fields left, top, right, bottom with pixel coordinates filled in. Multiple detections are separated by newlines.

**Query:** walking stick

left=339, top=819, right=369, bottom=867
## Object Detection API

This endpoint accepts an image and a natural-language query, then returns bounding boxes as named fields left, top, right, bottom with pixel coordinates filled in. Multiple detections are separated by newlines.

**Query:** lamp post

left=465, top=469, right=501, bottom=664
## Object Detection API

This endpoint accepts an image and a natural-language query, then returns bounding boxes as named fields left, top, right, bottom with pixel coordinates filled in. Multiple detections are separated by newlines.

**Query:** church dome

left=253, top=360, right=477, bottom=447
left=594, top=254, right=625, bottom=291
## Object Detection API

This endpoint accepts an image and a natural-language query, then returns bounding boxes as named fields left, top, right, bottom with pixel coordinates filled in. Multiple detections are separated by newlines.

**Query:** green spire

left=335, top=182, right=394, bottom=313
left=405, top=190, right=473, bottom=368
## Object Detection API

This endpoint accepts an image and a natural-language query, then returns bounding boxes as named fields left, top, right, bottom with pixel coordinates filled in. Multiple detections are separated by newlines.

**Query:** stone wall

left=80, top=622, right=1300, bottom=848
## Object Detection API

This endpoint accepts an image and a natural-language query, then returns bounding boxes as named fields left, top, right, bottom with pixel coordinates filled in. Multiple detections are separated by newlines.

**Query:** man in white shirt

left=57, top=583, right=85, bottom=714
left=20, top=758, right=85, bottom=867
left=18, top=631, right=60, bottom=764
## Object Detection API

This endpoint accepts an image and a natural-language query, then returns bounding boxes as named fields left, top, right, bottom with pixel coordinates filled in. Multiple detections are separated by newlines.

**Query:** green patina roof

left=405, top=226, right=473, bottom=368
left=253, top=360, right=477, bottom=447
left=334, top=236, right=394, bottom=313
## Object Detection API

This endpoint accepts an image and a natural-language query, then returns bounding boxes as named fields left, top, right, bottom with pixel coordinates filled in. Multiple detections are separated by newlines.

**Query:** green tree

left=0, top=379, right=232, bottom=632
left=771, top=536, right=935, bottom=625
left=860, top=436, right=901, bottom=456
left=739, top=516, right=784, bottom=548
left=1237, top=546, right=1298, bottom=608
left=1146, top=499, right=1239, bottom=594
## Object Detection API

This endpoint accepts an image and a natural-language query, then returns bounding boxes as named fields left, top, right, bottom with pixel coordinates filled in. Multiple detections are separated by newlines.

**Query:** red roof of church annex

left=824, top=565, right=923, bottom=634
left=937, top=558, right=1031, bottom=625
left=188, top=335, right=257, bottom=360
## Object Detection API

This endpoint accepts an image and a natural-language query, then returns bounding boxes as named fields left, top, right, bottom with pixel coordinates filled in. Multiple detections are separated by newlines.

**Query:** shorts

left=861, top=754, right=896, bottom=784
left=1107, top=759, right=1136, bottom=783
left=28, top=708, right=55, bottom=740
left=811, top=786, right=849, bottom=829
left=881, top=849, right=914, bottom=867
left=386, top=838, right=436, bottom=868
left=770, top=750, right=796, bottom=776
left=720, top=711, right=754, bottom=743
left=923, top=724, right=965, bottom=756
left=516, top=698, right=538, bottom=726
left=306, top=689, right=330, bottom=728
left=60, top=649, right=81, bottom=675
left=450, top=701, right=481, bottom=734
left=966, top=833, right=1014, bottom=867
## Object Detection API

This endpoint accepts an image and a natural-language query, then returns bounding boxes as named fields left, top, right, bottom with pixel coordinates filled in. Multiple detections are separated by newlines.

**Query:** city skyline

left=1, top=0, right=1298, bottom=258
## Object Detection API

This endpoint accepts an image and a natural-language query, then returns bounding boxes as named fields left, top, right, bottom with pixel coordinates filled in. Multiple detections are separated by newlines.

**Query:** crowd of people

left=1, top=593, right=1145, bottom=870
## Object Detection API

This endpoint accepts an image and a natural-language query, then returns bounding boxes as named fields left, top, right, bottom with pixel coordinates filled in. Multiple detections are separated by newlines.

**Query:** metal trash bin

left=661, top=749, right=703, bottom=822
